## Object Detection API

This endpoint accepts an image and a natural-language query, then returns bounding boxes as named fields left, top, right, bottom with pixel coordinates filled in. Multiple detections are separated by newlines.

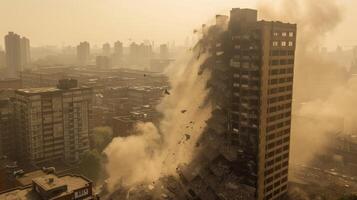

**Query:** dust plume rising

left=259, top=0, right=349, bottom=164
left=103, top=36, right=213, bottom=191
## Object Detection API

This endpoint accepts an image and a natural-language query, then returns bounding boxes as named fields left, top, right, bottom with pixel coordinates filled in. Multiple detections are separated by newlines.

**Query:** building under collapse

left=176, top=8, right=296, bottom=200
left=105, top=8, right=296, bottom=200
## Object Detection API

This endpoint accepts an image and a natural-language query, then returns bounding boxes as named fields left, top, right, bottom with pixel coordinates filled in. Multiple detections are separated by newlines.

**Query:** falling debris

left=184, top=134, right=191, bottom=141
left=164, top=89, right=170, bottom=95
left=181, top=110, right=187, bottom=113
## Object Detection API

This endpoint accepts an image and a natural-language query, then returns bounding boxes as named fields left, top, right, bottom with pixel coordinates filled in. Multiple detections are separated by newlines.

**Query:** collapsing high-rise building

left=177, top=8, right=296, bottom=200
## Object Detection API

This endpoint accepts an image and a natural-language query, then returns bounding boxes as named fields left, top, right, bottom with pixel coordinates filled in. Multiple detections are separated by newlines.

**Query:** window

left=281, top=41, right=287, bottom=46
left=273, top=41, right=279, bottom=46
left=289, top=32, right=294, bottom=37
left=272, top=50, right=279, bottom=56
left=288, top=41, right=293, bottom=46
left=282, top=32, right=287, bottom=37
left=274, top=32, right=279, bottom=36
left=271, top=60, right=279, bottom=65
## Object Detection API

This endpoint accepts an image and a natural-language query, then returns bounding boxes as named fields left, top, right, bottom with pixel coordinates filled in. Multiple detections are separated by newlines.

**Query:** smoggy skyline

left=0, top=0, right=356, bottom=50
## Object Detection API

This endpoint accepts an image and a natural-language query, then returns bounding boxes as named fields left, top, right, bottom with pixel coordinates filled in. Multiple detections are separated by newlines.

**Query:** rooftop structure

left=0, top=172, right=97, bottom=200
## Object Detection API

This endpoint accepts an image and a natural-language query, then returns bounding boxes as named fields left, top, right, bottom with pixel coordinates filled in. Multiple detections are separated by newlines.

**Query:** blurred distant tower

left=20, top=37, right=31, bottom=69
left=350, top=46, right=357, bottom=74
left=112, top=41, right=123, bottom=67
left=0, top=50, right=5, bottom=69
left=5, top=32, right=22, bottom=77
left=159, top=44, right=169, bottom=59
left=114, top=41, right=123, bottom=56
left=76, top=41, right=90, bottom=66
left=102, top=43, right=111, bottom=56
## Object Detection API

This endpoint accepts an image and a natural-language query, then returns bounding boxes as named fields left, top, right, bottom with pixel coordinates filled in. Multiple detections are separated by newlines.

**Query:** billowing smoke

left=103, top=31, right=215, bottom=191
left=259, top=0, right=351, bottom=164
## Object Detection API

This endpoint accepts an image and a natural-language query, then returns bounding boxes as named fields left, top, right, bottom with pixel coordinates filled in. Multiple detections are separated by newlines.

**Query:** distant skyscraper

left=159, top=44, right=169, bottom=59
left=96, top=56, right=111, bottom=69
left=112, top=41, right=123, bottom=67
left=20, top=37, right=31, bottom=68
left=5, top=32, right=22, bottom=77
left=114, top=41, right=123, bottom=56
left=103, top=43, right=111, bottom=56
left=77, top=41, right=90, bottom=65
left=0, top=50, right=5, bottom=69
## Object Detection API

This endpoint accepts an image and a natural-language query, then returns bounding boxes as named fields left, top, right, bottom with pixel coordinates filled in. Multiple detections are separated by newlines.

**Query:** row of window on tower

left=272, top=41, right=294, bottom=47
left=273, top=31, right=294, bottom=37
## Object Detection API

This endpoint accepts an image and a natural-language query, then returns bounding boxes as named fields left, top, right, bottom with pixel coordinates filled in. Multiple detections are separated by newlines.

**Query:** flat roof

left=16, top=170, right=47, bottom=186
left=0, top=174, right=92, bottom=199
left=16, top=87, right=61, bottom=94
left=33, top=174, right=67, bottom=191
left=16, top=86, right=92, bottom=95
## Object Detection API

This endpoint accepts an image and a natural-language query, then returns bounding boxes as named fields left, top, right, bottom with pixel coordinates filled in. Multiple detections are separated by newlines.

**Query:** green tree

left=91, top=126, right=113, bottom=152
left=79, top=150, right=102, bottom=181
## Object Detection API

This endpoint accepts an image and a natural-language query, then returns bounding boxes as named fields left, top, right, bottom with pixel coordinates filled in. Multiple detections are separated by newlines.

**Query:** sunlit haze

left=0, top=0, right=356, bottom=49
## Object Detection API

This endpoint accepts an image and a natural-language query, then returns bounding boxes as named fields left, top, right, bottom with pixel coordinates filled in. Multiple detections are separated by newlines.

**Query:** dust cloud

left=103, top=36, right=213, bottom=191
left=259, top=0, right=352, bottom=164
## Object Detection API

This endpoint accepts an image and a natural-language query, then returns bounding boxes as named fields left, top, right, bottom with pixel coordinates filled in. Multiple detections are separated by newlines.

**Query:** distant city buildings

left=96, top=56, right=111, bottom=69
left=4, top=32, right=31, bottom=78
left=76, top=41, right=90, bottom=65
left=112, top=41, right=123, bottom=67
left=13, top=79, right=93, bottom=164
left=102, top=43, right=111, bottom=56
left=159, top=44, right=169, bottom=59
left=20, top=37, right=31, bottom=68
left=129, top=42, right=153, bottom=68
left=113, top=41, right=123, bottom=56
left=0, top=50, right=5, bottom=69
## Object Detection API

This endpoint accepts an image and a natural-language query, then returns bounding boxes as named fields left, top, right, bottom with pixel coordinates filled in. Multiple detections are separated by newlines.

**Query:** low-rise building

left=0, top=172, right=98, bottom=200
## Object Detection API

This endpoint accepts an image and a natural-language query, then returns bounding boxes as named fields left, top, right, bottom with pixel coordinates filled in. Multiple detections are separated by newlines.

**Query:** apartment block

left=228, top=8, right=296, bottom=200
left=14, top=79, right=93, bottom=164
left=0, top=98, right=16, bottom=159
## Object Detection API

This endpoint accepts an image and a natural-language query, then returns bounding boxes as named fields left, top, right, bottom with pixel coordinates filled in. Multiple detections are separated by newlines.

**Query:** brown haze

left=103, top=44, right=212, bottom=191
left=259, top=0, right=353, bottom=165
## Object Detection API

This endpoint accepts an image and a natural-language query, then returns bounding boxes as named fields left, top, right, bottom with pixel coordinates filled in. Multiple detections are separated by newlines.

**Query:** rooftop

left=0, top=174, right=92, bottom=200
left=16, top=86, right=91, bottom=95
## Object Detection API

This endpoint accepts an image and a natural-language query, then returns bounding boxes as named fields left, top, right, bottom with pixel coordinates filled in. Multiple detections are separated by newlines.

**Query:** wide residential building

left=13, top=79, right=93, bottom=164
left=179, top=8, right=296, bottom=200
left=227, top=8, right=296, bottom=200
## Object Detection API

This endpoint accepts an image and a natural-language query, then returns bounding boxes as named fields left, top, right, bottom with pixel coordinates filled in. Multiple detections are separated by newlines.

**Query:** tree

left=90, top=126, right=113, bottom=152
left=79, top=150, right=102, bottom=181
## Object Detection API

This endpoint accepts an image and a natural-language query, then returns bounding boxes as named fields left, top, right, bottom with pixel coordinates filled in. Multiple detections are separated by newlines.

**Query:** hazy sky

left=0, top=0, right=356, bottom=49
